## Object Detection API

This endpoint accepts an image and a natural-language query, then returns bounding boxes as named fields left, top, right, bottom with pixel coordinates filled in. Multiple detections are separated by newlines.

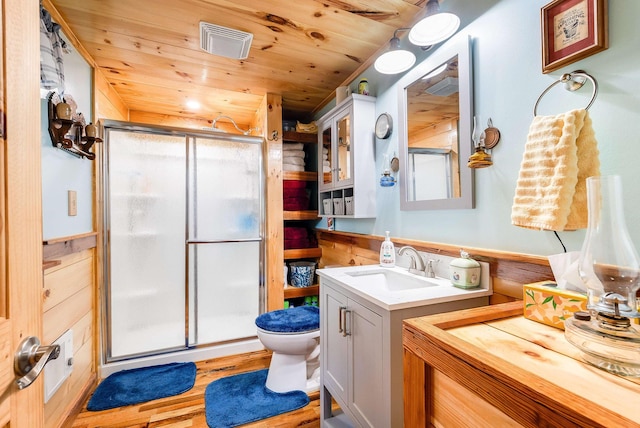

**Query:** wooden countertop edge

left=402, top=302, right=635, bottom=428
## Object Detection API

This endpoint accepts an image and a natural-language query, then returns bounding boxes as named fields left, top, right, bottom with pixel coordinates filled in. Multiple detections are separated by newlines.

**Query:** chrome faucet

left=398, top=246, right=426, bottom=276
left=426, top=259, right=436, bottom=278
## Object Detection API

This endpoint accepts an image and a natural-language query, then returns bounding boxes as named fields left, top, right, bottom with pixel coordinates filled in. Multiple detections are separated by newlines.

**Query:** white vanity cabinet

left=321, top=281, right=383, bottom=427
left=319, top=270, right=490, bottom=428
left=317, top=94, right=376, bottom=218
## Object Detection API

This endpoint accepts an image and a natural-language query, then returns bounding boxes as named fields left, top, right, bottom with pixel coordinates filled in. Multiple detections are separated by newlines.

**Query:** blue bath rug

left=205, top=369, right=309, bottom=427
left=87, top=362, right=196, bottom=411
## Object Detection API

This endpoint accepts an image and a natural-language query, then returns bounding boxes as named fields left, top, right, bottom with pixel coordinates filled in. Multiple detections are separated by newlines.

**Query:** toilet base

left=266, top=352, right=320, bottom=394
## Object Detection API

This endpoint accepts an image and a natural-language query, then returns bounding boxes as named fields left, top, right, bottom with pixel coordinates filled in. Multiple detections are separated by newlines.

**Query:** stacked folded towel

left=283, top=180, right=310, bottom=211
left=284, top=226, right=317, bottom=249
left=283, top=142, right=306, bottom=172
left=322, top=147, right=331, bottom=173
left=511, top=109, right=600, bottom=231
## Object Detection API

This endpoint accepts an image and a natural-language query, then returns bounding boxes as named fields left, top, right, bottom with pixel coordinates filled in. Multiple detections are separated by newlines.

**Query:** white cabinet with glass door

left=317, top=94, right=377, bottom=218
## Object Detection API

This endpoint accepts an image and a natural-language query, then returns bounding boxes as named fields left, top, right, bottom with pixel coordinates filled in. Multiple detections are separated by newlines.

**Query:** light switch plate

left=68, top=190, right=77, bottom=216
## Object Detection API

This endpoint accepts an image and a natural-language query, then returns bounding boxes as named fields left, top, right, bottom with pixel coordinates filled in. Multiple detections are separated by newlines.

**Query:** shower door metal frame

left=100, top=120, right=265, bottom=364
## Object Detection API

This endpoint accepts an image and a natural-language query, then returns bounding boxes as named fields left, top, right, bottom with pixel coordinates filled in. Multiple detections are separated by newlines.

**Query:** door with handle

left=0, top=1, right=46, bottom=425
left=14, top=337, right=60, bottom=390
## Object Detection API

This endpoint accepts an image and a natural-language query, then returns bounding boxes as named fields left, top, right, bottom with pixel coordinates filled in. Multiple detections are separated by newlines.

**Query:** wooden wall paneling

left=253, top=93, right=284, bottom=312
left=44, top=311, right=95, bottom=428
left=43, top=285, right=92, bottom=351
left=129, top=110, right=212, bottom=129
left=43, top=247, right=96, bottom=427
left=94, top=69, right=128, bottom=121
left=43, top=250, right=93, bottom=312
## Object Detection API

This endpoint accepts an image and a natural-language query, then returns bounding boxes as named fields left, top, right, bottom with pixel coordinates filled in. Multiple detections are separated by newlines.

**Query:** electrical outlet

left=68, top=190, right=77, bottom=216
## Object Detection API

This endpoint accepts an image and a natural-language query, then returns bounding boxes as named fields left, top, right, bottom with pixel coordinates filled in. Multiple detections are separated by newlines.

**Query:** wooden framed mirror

left=397, top=34, right=474, bottom=210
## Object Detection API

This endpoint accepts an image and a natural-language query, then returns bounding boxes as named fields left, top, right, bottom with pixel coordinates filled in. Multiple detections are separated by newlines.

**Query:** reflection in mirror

left=398, top=34, right=474, bottom=210
left=322, top=125, right=332, bottom=185
left=337, top=114, right=351, bottom=182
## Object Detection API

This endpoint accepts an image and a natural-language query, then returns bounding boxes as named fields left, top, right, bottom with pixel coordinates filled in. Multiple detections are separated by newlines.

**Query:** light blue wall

left=41, top=35, right=94, bottom=240
left=318, top=0, right=640, bottom=258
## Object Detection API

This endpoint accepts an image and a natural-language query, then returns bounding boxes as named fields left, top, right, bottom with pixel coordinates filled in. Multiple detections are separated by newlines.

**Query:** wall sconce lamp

left=468, top=117, right=501, bottom=169
left=409, top=0, right=460, bottom=47
left=374, top=28, right=416, bottom=75
left=375, top=0, right=460, bottom=75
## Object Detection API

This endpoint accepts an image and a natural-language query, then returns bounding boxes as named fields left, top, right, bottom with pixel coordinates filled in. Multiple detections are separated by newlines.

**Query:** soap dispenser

left=380, top=231, right=396, bottom=268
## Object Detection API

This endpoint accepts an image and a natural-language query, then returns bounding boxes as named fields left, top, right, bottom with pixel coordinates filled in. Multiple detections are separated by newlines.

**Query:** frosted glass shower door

left=106, top=130, right=186, bottom=359
left=187, top=135, right=262, bottom=345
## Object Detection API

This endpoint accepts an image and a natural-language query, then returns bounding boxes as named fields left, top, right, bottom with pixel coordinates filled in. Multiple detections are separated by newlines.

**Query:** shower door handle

left=14, top=336, right=60, bottom=389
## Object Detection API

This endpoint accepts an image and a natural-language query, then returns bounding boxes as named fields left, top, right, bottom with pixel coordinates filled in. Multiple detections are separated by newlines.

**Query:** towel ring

left=533, top=70, right=598, bottom=116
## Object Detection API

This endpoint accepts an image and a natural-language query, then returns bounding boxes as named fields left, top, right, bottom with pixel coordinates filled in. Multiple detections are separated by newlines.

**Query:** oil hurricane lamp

left=564, top=175, right=640, bottom=376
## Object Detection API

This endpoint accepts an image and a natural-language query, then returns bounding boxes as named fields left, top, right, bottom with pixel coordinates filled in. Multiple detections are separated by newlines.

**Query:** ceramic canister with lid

left=449, top=250, right=481, bottom=289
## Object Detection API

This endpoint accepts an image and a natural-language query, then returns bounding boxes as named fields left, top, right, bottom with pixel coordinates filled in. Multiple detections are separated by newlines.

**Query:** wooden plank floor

left=70, top=350, right=321, bottom=427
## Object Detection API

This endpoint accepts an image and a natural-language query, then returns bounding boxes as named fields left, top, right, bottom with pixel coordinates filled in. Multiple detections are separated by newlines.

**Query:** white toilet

left=255, top=306, right=320, bottom=393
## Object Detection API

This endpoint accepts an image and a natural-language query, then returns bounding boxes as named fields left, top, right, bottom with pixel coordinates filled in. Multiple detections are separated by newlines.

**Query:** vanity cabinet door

left=349, top=298, right=384, bottom=428
left=322, top=283, right=349, bottom=404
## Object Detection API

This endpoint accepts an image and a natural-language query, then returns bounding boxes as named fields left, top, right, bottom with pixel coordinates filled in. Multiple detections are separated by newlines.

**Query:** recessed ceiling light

left=186, top=100, right=201, bottom=109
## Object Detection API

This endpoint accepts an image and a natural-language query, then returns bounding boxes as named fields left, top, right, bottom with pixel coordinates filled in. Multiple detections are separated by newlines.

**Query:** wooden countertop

left=403, top=301, right=640, bottom=427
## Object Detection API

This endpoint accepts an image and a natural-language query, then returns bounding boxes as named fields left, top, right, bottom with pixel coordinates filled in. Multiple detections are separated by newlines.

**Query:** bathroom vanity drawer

left=403, top=301, right=640, bottom=428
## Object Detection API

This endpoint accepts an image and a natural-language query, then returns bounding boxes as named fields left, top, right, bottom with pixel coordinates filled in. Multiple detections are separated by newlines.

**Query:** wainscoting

left=43, top=233, right=98, bottom=428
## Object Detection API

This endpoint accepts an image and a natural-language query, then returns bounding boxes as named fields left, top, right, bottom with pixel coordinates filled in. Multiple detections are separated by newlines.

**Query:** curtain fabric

left=40, top=5, right=66, bottom=91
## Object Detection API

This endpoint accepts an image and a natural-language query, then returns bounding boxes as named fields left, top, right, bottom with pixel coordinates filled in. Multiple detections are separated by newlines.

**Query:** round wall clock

left=375, top=113, right=393, bottom=139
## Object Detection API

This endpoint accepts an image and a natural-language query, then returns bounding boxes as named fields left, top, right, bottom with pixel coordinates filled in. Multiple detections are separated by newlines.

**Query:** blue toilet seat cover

left=255, top=306, right=320, bottom=333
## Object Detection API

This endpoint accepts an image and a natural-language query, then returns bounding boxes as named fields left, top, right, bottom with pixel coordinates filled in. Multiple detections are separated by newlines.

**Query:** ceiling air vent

left=425, top=77, right=459, bottom=97
left=199, top=21, right=253, bottom=60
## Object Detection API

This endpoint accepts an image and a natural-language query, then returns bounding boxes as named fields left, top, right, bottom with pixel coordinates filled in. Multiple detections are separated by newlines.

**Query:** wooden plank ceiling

left=48, top=0, right=432, bottom=128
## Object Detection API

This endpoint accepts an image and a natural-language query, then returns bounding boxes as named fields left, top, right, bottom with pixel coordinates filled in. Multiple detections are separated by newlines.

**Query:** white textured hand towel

left=511, top=109, right=600, bottom=231
left=283, top=156, right=305, bottom=166
left=283, top=149, right=305, bottom=158
left=283, top=143, right=303, bottom=151
left=283, top=164, right=305, bottom=172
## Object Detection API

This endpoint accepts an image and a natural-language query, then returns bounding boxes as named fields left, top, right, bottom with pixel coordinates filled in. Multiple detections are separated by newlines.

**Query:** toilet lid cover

left=255, top=306, right=319, bottom=333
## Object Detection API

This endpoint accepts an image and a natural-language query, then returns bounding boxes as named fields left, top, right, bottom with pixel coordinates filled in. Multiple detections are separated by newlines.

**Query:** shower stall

left=101, top=120, right=264, bottom=365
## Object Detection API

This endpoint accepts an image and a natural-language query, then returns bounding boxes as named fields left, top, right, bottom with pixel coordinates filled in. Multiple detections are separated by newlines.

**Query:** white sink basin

left=318, top=265, right=492, bottom=311
left=345, top=268, right=439, bottom=291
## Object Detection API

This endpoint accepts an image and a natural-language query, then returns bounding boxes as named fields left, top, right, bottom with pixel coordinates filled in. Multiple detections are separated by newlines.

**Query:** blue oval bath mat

left=87, top=362, right=196, bottom=411
left=205, top=369, right=309, bottom=427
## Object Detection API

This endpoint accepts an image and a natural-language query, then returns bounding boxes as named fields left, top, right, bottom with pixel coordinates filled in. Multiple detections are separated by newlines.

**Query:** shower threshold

left=100, top=337, right=263, bottom=378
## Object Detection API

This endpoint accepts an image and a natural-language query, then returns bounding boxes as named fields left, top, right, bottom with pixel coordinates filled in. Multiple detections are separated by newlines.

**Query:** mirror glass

left=398, top=34, right=474, bottom=210
left=336, top=113, right=351, bottom=182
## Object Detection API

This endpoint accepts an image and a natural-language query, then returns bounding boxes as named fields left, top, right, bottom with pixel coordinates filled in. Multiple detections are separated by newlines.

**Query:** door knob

left=14, top=336, right=60, bottom=390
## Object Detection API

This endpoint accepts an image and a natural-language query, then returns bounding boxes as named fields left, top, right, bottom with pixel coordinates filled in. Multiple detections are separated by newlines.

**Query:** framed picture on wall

left=541, top=0, right=608, bottom=73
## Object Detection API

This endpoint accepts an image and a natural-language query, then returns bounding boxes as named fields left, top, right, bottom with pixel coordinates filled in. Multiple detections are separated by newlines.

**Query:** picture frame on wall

left=541, top=0, right=608, bottom=73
